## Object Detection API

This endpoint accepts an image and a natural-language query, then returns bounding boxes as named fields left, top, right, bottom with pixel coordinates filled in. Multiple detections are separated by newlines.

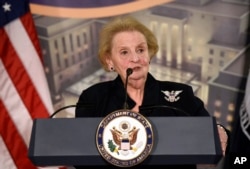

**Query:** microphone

left=123, top=68, right=133, bottom=109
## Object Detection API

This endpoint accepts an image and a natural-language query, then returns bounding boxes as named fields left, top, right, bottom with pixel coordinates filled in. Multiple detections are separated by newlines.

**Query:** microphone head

left=126, top=68, right=133, bottom=76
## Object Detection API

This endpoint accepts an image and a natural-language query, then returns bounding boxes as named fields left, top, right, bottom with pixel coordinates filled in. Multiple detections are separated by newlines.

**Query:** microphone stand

left=123, top=68, right=133, bottom=109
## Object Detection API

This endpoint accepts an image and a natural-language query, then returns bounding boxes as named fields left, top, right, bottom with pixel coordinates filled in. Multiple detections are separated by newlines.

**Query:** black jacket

left=76, top=73, right=209, bottom=118
left=74, top=73, right=210, bottom=169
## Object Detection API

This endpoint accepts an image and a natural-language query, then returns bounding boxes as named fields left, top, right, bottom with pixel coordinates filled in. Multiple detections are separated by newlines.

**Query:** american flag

left=0, top=0, right=64, bottom=168
left=240, top=70, right=250, bottom=141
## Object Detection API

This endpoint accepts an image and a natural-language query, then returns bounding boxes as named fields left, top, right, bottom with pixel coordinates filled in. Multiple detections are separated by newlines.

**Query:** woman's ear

left=105, top=55, right=114, bottom=71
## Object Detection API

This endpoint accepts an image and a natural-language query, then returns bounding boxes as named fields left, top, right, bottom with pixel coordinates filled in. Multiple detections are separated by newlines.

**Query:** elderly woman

left=75, top=16, right=228, bottom=169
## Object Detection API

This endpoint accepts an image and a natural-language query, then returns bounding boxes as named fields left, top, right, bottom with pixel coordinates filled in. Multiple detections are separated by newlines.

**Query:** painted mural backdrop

left=29, top=0, right=250, bottom=133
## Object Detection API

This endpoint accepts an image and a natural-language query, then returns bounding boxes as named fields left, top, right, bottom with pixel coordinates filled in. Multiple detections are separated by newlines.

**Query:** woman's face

left=106, top=31, right=150, bottom=88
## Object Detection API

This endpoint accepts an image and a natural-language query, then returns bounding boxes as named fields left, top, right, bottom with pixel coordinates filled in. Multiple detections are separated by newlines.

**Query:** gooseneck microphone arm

left=50, top=105, right=77, bottom=118
left=139, top=105, right=190, bottom=116
left=123, top=68, right=133, bottom=109
left=50, top=104, right=94, bottom=118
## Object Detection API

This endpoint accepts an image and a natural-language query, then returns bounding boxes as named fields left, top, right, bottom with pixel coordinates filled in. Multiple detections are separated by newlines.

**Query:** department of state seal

left=96, top=109, right=153, bottom=167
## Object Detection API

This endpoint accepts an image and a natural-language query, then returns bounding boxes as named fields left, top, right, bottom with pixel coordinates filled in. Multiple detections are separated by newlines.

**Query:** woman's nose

left=130, top=52, right=139, bottom=62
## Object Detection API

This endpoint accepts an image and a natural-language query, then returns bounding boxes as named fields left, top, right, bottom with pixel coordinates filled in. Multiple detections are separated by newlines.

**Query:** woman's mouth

left=132, top=67, right=140, bottom=72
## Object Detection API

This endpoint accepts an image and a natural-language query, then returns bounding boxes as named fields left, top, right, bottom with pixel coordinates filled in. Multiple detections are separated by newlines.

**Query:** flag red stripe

left=0, top=22, right=49, bottom=120
left=20, top=12, right=43, bottom=63
left=0, top=100, right=37, bottom=169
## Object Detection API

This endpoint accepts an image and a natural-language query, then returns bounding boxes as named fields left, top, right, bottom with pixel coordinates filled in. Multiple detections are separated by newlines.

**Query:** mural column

left=153, top=21, right=162, bottom=63
left=177, top=23, right=183, bottom=69
left=166, top=23, right=172, bottom=66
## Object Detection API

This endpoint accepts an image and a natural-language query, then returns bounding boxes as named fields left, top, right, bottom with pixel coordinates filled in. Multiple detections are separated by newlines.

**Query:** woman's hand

left=217, top=124, right=229, bottom=156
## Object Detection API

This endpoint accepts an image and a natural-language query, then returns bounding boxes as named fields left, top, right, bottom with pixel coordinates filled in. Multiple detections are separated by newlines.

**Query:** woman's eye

left=137, top=48, right=144, bottom=53
left=121, top=51, right=128, bottom=55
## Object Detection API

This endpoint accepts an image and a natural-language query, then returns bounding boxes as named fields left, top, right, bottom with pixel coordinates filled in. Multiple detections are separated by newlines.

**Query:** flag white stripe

left=39, top=166, right=65, bottom=169
left=4, top=19, right=54, bottom=114
left=0, top=136, right=17, bottom=169
left=246, top=70, right=250, bottom=117
left=0, top=60, right=32, bottom=146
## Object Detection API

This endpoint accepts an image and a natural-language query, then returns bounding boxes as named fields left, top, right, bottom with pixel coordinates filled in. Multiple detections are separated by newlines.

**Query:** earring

left=110, top=67, right=114, bottom=71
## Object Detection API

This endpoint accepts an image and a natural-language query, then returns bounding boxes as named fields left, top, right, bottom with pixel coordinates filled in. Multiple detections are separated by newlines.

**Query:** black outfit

left=75, top=73, right=210, bottom=169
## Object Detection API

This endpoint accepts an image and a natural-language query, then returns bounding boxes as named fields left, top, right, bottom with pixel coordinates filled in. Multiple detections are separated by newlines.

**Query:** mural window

left=77, top=35, right=81, bottom=47
left=226, top=115, right=233, bottom=131
left=220, top=51, right=225, bottom=57
left=59, top=74, right=63, bottom=80
left=209, top=58, right=213, bottom=64
left=78, top=52, right=82, bottom=60
left=45, top=66, right=49, bottom=73
left=214, top=99, right=222, bottom=118
left=72, top=55, right=75, bottom=64
left=65, top=58, right=69, bottom=67
left=228, top=102, right=235, bottom=113
left=219, top=60, right=224, bottom=67
left=91, top=43, right=95, bottom=56
left=215, top=99, right=222, bottom=108
left=62, top=37, right=67, bottom=53
left=209, top=49, right=214, bottom=55
left=90, top=25, right=95, bottom=42
left=214, top=110, right=221, bottom=119
left=54, top=40, right=58, bottom=49
left=42, top=48, right=47, bottom=55
left=82, top=51, right=85, bottom=58
left=70, top=34, right=74, bottom=51
left=227, top=114, right=233, bottom=123
left=85, top=50, right=88, bottom=57
left=197, top=57, right=202, bottom=63
left=227, top=101, right=235, bottom=129
left=56, top=53, right=61, bottom=67
left=83, top=32, right=87, bottom=44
